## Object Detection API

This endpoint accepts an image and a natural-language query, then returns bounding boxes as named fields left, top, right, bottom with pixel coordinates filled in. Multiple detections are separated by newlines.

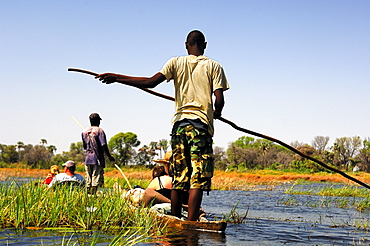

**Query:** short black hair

left=186, top=30, right=206, bottom=46
left=67, top=165, right=76, bottom=173
left=89, top=113, right=101, bottom=125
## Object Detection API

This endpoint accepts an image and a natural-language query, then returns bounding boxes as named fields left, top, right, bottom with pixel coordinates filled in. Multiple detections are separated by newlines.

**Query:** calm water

left=1, top=183, right=370, bottom=245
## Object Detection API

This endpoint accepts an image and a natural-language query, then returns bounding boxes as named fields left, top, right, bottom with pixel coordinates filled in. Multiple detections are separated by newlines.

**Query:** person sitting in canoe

left=147, top=151, right=173, bottom=200
left=40, top=165, right=60, bottom=186
left=48, top=161, right=85, bottom=188
left=122, top=153, right=173, bottom=206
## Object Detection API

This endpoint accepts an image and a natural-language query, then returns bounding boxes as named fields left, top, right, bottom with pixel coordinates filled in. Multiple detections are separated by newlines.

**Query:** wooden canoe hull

left=155, top=213, right=227, bottom=232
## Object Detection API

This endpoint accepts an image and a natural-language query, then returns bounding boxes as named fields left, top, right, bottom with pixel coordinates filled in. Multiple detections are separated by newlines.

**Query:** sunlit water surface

left=1, top=182, right=370, bottom=245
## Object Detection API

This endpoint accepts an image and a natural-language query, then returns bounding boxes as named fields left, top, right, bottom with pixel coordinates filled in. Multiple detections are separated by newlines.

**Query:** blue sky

left=1, top=1, right=369, bottom=154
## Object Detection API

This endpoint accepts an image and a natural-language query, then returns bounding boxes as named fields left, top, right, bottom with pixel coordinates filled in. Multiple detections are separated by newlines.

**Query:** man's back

left=95, top=30, right=229, bottom=221
left=49, top=173, right=85, bottom=187
left=82, top=126, right=106, bottom=165
left=160, top=55, right=229, bottom=135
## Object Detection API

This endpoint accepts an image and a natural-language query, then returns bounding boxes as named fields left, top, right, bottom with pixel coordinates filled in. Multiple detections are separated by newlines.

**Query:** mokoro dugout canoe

left=154, top=211, right=227, bottom=233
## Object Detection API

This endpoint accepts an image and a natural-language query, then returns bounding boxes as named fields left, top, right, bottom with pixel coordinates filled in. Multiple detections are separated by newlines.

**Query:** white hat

left=62, top=160, right=76, bottom=168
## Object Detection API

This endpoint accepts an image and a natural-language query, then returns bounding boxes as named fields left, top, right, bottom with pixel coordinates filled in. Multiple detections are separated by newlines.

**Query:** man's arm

left=103, top=144, right=115, bottom=162
left=213, top=89, right=225, bottom=119
left=81, top=133, right=87, bottom=150
left=96, top=72, right=166, bottom=89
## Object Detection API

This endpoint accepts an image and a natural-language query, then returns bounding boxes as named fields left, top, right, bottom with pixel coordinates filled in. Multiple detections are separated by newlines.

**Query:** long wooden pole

left=114, top=164, right=133, bottom=190
left=68, top=67, right=370, bottom=189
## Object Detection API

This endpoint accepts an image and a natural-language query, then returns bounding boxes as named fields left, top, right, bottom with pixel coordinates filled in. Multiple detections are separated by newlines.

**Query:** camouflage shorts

left=169, top=123, right=214, bottom=191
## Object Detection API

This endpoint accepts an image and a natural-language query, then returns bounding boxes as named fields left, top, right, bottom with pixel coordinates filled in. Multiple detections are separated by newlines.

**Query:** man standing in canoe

left=82, top=113, right=115, bottom=195
left=96, top=30, right=229, bottom=221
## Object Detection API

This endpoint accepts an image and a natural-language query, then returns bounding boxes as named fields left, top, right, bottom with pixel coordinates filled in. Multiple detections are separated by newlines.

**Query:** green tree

left=50, top=153, right=69, bottom=166
left=135, top=145, right=152, bottom=166
left=333, top=136, right=362, bottom=171
left=312, top=136, right=330, bottom=155
left=226, top=136, right=293, bottom=170
left=68, top=142, right=85, bottom=163
left=47, top=145, right=57, bottom=154
left=233, top=136, right=256, bottom=149
left=17, top=141, right=25, bottom=162
left=0, top=144, right=18, bottom=164
left=149, top=141, right=159, bottom=158
left=158, top=139, right=169, bottom=158
left=214, top=146, right=227, bottom=170
left=226, top=142, right=258, bottom=170
left=357, top=139, right=370, bottom=172
left=290, top=144, right=325, bottom=172
left=108, top=132, right=140, bottom=165
left=23, top=144, right=52, bottom=168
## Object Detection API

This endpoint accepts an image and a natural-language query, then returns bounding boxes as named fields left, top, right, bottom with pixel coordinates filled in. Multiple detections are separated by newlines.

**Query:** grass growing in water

left=286, top=184, right=370, bottom=198
left=0, top=181, right=167, bottom=244
left=221, top=201, right=249, bottom=223
left=284, top=183, right=370, bottom=211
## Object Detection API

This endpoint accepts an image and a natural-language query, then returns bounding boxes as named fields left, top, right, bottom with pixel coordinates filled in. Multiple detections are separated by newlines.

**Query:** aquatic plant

left=278, top=196, right=300, bottom=206
left=221, top=201, right=249, bottom=223
left=354, top=216, right=370, bottom=230
left=0, top=181, right=166, bottom=243
left=104, top=176, right=150, bottom=190
left=285, top=183, right=370, bottom=211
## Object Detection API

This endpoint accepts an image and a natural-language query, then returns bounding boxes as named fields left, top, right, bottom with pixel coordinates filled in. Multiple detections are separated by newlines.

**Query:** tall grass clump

left=221, top=202, right=249, bottom=223
left=285, top=183, right=370, bottom=211
left=286, top=184, right=370, bottom=198
left=0, top=181, right=167, bottom=241
left=104, top=177, right=150, bottom=190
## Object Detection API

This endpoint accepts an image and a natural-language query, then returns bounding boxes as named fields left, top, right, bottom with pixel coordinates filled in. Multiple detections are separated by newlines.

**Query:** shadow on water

left=152, top=230, right=226, bottom=246
left=2, top=181, right=370, bottom=245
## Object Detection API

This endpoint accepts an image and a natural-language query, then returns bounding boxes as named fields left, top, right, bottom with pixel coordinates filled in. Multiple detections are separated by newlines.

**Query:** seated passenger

left=147, top=165, right=172, bottom=199
left=48, top=161, right=85, bottom=188
left=41, top=165, right=60, bottom=186
left=143, top=152, right=173, bottom=206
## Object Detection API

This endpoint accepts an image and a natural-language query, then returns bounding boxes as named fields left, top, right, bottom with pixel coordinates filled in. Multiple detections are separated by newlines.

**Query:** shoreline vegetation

left=0, top=181, right=167, bottom=245
left=2, top=167, right=370, bottom=189
left=2, top=167, right=370, bottom=244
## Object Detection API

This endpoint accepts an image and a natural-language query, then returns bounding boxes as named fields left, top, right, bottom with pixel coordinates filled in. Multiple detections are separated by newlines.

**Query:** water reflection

left=157, top=230, right=226, bottom=246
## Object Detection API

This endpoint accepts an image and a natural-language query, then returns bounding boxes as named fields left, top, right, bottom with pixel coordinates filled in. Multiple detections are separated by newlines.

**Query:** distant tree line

left=215, top=135, right=370, bottom=173
left=1, top=133, right=369, bottom=173
left=0, top=132, right=169, bottom=169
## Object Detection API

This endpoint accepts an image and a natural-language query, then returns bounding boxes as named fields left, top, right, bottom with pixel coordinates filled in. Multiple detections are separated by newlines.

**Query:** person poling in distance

left=95, top=30, right=230, bottom=221
left=81, top=113, right=115, bottom=195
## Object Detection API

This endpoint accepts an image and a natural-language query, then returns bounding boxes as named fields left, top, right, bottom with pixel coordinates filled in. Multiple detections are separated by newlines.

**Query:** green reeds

left=286, top=183, right=370, bottom=198
left=221, top=201, right=249, bottom=223
left=0, top=181, right=166, bottom=243
left=104, top=177, right=150, bottom=190
left=284, top=183, right=370, bottom=211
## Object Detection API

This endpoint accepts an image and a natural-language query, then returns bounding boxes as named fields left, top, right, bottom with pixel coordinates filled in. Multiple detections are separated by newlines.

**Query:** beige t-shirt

left=160, top=55, right=229, bottom=136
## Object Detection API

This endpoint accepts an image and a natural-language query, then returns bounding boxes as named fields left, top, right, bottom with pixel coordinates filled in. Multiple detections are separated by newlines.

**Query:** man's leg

left=170, top=125, right=189, bottom=219
left=85, top=164, right=92, bottom=192
left=90, top=164, right=101, bottom=195
left=98, top=167, right=104, bottom=187
left=171, top=189, right=183, bottom=218
left=187, top=189, right=203, bottom=221
left=90, top=186, right=97, bottom=195
left=187, top=125, right=213, bottom=221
